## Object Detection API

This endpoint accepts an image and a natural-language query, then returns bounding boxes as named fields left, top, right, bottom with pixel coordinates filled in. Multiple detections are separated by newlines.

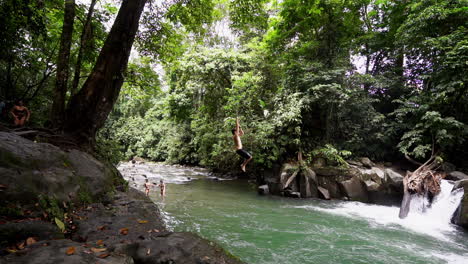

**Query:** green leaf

left=55, top=217, right=65, bottom=233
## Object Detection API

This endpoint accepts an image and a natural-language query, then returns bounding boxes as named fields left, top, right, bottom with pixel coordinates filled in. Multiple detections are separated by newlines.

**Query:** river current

left=118, top=162, right=468, bottom=264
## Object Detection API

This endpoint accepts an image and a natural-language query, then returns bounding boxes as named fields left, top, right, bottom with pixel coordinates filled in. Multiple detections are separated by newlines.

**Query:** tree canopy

left=1, top=0, right=467, bottom=170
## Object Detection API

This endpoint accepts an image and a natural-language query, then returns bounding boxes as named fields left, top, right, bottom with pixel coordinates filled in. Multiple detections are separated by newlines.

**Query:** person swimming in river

left=144, top=179, right=153, bottom=196
left=10, top=100, right=30, bottom=127
left=232, top=117, right=252, bottom=172
left=158, top=179, right=166, bottom=197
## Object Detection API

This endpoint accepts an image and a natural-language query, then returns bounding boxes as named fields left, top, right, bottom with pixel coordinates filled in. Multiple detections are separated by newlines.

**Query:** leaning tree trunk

left=70, top=0, right=97, bottom=97
left=63, top=0, right=147, bottom=145
left=51, top=0, right=75, bottom=126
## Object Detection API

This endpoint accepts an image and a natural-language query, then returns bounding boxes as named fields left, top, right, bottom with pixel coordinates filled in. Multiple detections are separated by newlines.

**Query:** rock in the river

left=339, top=176, right=369, bottom=202
left=360, top=157, right=375, bottom=168
left=317, top=186, right=330, bottom=200
left=0, top=132, right=122, bottom=205
left=365, top=180, right=380, bottom=192
left=258, top=185, right=269, bottom=195
left=446, top=171, right=468, bottom=181
left=359, top=167, right=385, bottom=185
left=452, top=180, right=468, bottom=228
left=317, top=177, right=342, bottom=198
left=385, top=168, right=404, bottom=187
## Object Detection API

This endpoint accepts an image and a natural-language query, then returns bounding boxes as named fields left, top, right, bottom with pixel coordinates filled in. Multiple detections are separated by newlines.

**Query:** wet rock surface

left=1, top=188, right=244, bottom=264
left=452, top=180, right=468, bottom=228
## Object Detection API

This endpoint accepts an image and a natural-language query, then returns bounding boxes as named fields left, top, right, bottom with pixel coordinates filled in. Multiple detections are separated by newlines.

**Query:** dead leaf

left=26, top=237, right=37, bottom=246
left=83, top=250, right=92, bottom=254
left=98, top=253, right=110, bottom=258
left=17, top=241, right=25, bottom=250
left=96, top=240, right=104, bottom=246
left=7, top=247, right=17, bottom=253
left=97, top=225, right=107, bottom=231
left=146, top=248, right=151, bottom=255
left=119, top=228, right=129, bottom=235
left=138, top=220, right=148, bottom=224
left=91, top=247, right=107, bottom=253
left=66, top=246, right=75, bottom=255
left=153, top=229, right=159, bottom=233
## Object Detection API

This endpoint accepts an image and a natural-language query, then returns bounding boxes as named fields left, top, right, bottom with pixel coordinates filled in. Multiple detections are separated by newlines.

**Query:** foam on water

left=292, top=180, right=464, bottom=242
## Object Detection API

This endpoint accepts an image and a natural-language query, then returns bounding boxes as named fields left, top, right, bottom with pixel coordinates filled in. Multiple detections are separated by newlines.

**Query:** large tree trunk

left=51, top=0, right=75, bottom=126
left=70, top=0, right=97, bottom=97
left=64, top=0, right=147, bottom=145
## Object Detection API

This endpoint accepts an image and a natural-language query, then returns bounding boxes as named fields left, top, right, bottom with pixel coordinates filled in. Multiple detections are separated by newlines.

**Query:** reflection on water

left=118, top=162, right=468, bottom=264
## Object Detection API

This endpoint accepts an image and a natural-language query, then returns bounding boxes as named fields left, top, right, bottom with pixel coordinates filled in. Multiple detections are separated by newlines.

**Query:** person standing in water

left=232, top=117, right=252, bottom=172
left=158, top=179, right=166, bottom=197
left=144, top=179, right=153, bottom=196
left=10, top=100, right=30, bottom=127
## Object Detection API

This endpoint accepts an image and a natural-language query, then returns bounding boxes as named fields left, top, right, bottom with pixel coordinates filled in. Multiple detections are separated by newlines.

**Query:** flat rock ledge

left=1, top=188, right=244, bottom=264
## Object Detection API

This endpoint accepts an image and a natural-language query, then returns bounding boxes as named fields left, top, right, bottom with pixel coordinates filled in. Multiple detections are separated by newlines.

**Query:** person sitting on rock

left=158, top=179, right=166, bottom=197
left=10, top=100, right=30, bottom=127
left=232, top=117, right=252, bottom=172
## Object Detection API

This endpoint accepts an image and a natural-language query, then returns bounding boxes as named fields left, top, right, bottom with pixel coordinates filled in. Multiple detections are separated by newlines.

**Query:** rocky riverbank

left=258, top=157, right=468, bottom=229
left=0, top=132, right=244, bottom=263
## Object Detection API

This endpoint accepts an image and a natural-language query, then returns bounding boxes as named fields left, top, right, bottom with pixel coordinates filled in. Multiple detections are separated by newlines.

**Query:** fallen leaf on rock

left=96, top=240, right=104, bottom=246
left=42, top=243, right=49, bottom=246
left=83, top=250, right=92, bottom=254
left=138, top=220, right=148, bottom=224
left=55, top=217, right=66, bottom=233
left=146, top=248, right=151, bottom=255
left=26, top=237, right=37, bottom=245
left=153, top=229, right=159, bottom=233
left=6, top=247, right=17, bottom=253
left=66, top=246, right=75, bottom=255
left=91, top=247, right=107, bottom=253
left=119, top=228, right=129, bottom=235
left=97, top=225, right=107, bottom=231
left=98, top=253, right=110, bottom=258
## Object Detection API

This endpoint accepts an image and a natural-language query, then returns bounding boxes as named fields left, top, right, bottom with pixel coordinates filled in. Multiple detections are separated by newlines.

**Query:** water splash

left=292, top=180, right=464, bottom=241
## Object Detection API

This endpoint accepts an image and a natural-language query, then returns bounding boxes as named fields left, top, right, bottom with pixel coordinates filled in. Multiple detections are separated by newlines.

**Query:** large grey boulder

left=452, top=180, right=468, bottom=228
left=385, top=168, right=404, bottom=186
left=360, top=157, right=375, bottom=168
left=446, top=171, right=468, bottom=181
left=339, top=176, right=369, bottom=203
left=359, top=167, right=385, bottom=185
left=0, top=132, right=122, bottom=205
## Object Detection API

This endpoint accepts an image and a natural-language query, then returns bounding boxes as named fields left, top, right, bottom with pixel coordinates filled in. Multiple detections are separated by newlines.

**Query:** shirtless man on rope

left=232, top=117, right=252, bottom=172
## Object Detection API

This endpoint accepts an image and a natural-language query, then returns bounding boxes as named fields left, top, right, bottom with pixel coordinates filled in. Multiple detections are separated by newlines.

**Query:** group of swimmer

left=0, top=99, right=31, bottom=127
left=144, top=179, right=166, bottom=197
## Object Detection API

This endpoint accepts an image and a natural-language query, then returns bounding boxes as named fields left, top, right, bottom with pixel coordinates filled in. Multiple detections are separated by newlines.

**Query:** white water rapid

left=293, top=180, right=464, bottom=242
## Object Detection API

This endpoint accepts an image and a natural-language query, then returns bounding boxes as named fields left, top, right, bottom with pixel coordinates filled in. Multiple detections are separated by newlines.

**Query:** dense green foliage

left=1, top=0, right=467, bottom=170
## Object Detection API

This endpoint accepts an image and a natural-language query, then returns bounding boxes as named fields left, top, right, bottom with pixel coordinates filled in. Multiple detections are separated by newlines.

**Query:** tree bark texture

left=71, top=0, right=97, bottom=97
left=64, top=0, right=147, bottom=144
left=51, top=0, right=75, bottom=126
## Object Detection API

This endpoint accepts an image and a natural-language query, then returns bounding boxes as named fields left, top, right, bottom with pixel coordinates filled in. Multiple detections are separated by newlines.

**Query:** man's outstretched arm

left=236, top=117, right=244, bottom=136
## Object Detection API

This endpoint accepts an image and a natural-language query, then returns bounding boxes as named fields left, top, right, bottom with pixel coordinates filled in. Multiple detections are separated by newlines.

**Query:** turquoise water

left=119, top=163, right=468, bottom=264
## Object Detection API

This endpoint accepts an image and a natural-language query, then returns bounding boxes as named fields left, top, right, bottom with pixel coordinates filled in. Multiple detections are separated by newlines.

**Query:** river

left=118, top=162, right=468, bottom=264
